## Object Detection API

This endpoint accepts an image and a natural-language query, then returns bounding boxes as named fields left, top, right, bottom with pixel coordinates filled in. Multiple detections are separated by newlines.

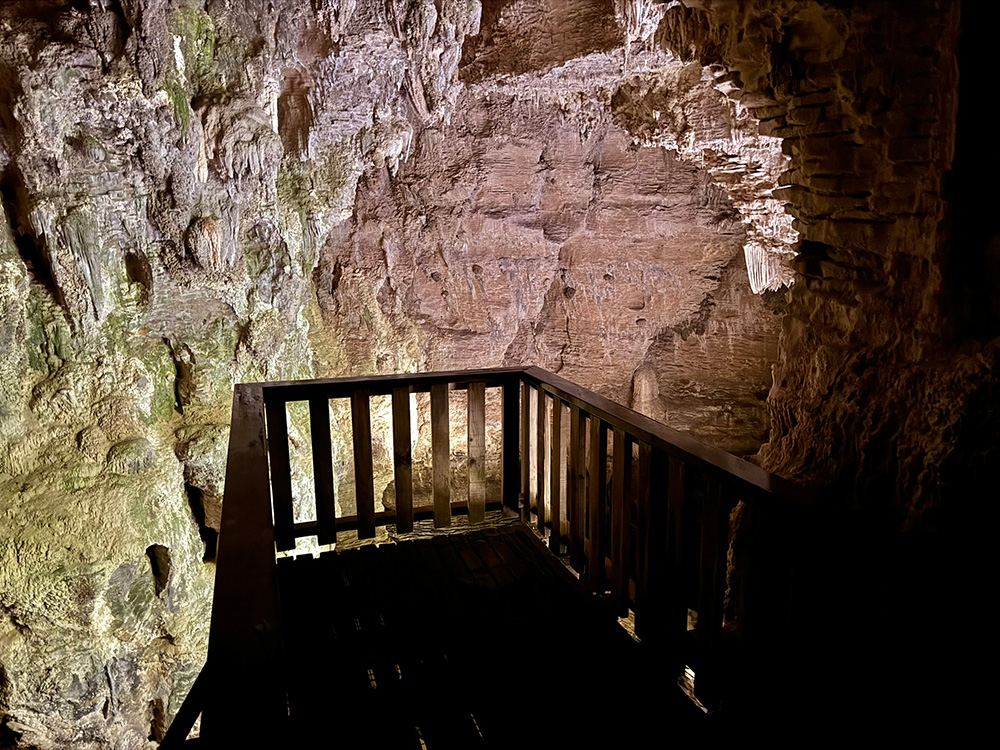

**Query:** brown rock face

left=638, top=259, right=785, bottom=454
left=649, top=1, right=995, bottom=735
left=461, top=0, right=623, bottom=81
left=313, top=88, right=785, bottom=453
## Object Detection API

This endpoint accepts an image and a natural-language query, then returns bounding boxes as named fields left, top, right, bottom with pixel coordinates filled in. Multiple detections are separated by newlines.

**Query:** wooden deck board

left=278, top=523, right=702, bottom=747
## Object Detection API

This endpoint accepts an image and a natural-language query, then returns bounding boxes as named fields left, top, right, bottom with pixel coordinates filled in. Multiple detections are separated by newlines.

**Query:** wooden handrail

left=521, top=366, right=811, bottom=505
left=198, top=385, right=287, bottom=745
left=257, top=367, right=524, bottom=402
left=168, top=366, right=815, bottom=743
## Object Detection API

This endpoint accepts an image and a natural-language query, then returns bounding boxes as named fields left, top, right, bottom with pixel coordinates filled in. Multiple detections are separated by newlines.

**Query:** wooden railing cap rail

left=198, top=384, right=285, bottom=744
left=253, top=367, right=526, bottom=402
left=522, top=367, right=813, bottom=506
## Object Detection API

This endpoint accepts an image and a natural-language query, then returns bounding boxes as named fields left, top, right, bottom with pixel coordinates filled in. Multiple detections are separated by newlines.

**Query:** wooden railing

left=162, top=367, right=809, bottom=747
left=516, top=368, right=809, bottom=702
left=259, top=367, right=523, bottom=544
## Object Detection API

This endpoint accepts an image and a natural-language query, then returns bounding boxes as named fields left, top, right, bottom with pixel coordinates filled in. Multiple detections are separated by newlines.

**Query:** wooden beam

left=202, top=385, right=285, bottom=743
left=623, top=438, right=636, bottom=611
left=587, top=416, right=608, bottom=592
left=159, top=661, right=210, bottom=748
left=568, top=404, right=586, bottom=573
left=309, top=397, right=336, bottom=546
left=634, top=442, right=652, bottom=638
left=501, top=378, right=520, bottom=512
left=549, top=397, right=562, bottom=553
left=695, top=475, right=730, bottom=707
left=351, top=389, right=376, bottom=539
left=520, top=380, right=530, bottom=522
left=264, top=400, right=295, bottom=552
left=467, top=381, right=486, bottom=524
left=535, top=385, right=546, bottom=536
left=391, top=386, right=413, bottom=533
left=610, top=428, right=627, bottom=613
left=665, top=455, right=687, bottom=664
left=261, top=367, right=525, bottom=402
left=430, top=383, right=451, bottom=528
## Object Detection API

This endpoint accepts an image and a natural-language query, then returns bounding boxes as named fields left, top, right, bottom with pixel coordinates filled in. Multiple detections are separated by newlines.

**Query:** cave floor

left=276, top=522, right=704, bottom=748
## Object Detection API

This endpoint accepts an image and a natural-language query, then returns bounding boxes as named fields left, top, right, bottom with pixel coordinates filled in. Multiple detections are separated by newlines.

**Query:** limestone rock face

left=652, top=0, right=998, bottom=529
left=314, top=87, right=784, bottom=450
left=0, top=0, right=791, bottom=746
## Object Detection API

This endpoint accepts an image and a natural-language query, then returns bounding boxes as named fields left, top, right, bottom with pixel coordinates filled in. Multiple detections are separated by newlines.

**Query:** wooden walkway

left=277, top=523, right=703, bottom=748
left=163, top=369, right=809, bottom=747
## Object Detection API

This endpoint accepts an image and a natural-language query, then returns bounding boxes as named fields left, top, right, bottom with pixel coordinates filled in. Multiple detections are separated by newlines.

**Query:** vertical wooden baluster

left=520, top=380, right=530, bottom=522
left=502, top=379, right=520, bottom=513
left=430, top=383, right=451, bottom=528
left=201, top=386, right=284, bottom=745
left=568, top=405, right=586, bottom=572
left=638, top=447, right=677, bottom=648
left=623, top=439, right=636, bottom=609
left=391, top=386, right=414, bottom=534
left=467, top=382, right=486, bottom=525
left=695, top=475, right=729, bottom=708
left=309, top=397, right=336, bottom=546
left=264, top=400, right=295, bottom=551
left=610, top=428, right=628, bottom=615
left=697, top=477, right=723, bottom=636
left=587, top=417, right=608, bottom=592
left=535, top=386, right=546, bottom=536
left=665, top=456, right=687, bottom=672
left=634, top=442, right=652, bottom=637
left=549, top=398, right=562, bottom=553
left=352, top=389, right=376, bottom=539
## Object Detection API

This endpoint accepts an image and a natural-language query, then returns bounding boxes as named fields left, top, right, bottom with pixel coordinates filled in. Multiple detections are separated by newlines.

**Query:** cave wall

left=657, top=0, right=998, bottom=530
left=0, top=0, right=989, bottom=744
left=655, top=0, right=995, bottom=732
left=313, top=90, right=785, bottom=452
left=0, top=1, right=793, bottom=746
left=0, top=0, right=479, bottom=746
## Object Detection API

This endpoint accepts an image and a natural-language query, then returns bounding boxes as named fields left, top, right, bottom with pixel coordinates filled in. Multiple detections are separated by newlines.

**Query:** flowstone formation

left=0, top=1, right=792, bottom=746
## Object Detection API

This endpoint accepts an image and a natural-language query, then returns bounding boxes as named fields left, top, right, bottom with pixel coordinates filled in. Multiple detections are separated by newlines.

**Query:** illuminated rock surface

left=0, top=1, right=789, bottom=745
left=1, top=0, right=993, bottom=746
